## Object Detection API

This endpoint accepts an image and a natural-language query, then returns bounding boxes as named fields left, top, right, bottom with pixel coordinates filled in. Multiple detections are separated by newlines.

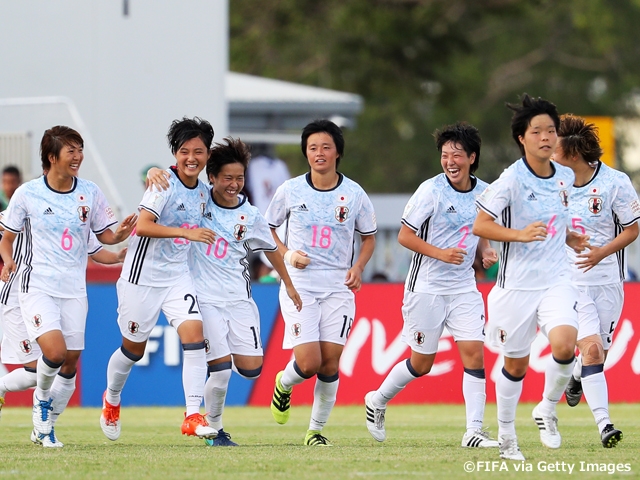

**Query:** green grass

left=0, top=403, right=638, bottom=479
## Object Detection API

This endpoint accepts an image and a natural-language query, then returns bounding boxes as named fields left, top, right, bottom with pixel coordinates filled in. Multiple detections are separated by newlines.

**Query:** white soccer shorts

left=1, top=303, right=42, bottom=364
left=577, top=283, right=623, bottom=349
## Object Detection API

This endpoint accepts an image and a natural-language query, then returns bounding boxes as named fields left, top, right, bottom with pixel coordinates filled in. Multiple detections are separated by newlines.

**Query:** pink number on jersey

left=61, top=228, right=73, bottom=251
left=572, top=217, right=586, bottom=235
left=547, top=215, right=558, bottom=238
left=311, top=225, right=332, bottom=249
left=174, top=223, right=198, bottom=244
left=205, top=237, right=229, bottom=259
left=457, top=226, right=470, bottom=249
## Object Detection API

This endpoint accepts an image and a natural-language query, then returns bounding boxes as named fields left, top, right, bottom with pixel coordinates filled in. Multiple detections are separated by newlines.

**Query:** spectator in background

left=0, top=165, right=23, bottom=210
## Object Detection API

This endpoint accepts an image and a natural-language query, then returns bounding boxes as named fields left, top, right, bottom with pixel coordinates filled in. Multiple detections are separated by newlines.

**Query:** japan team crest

left=335, top=206, right=349, bottom=223
left=204, top=339, right=210, bottom=354
left=588, top=196, right=603, bottom=214
left=128, top=321, right=139, bottom=334
left=78, top=206, right=90, bottom=222
left=559, top=190, right=569, bottom=208
left=234, top=224, right=247, bottom=241
left=414, top=331, right=425, bottom=345
left=292, top=323, right=301, bottom=337
left=20, top=339, right=32, bottom=354
left=32, top=314, right=42, bottom=328
left=498, top=329, right=507, bottom=344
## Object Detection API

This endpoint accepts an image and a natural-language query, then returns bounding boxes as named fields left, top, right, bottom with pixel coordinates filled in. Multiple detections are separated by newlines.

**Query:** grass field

left=0, top=402, right=638, bottom=479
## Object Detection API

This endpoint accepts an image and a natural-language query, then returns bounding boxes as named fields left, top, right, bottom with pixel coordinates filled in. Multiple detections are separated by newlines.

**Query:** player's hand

left=146, top=168, right=171, bottom=191
left=284, top=250, right=310, bottom=269
left=113, top=213, right=138, bottom=243
left=576, top=245, right=605, bottom=272
left=1, top=259, right=16, bottom=282
left=566, top=231, right=590, bottom=254
left=517, top=221, right=547, bottom=242
left=116, top=247, right=127, bottom=263
left=482, top=247, right=498, bottom=269
left=183, top=227, right=216, bottom=244
left=344, top=265, right=364, bottom=292
left=439, top=248, right=467, bottom=265
left=285, top=284, right=303, bottom=312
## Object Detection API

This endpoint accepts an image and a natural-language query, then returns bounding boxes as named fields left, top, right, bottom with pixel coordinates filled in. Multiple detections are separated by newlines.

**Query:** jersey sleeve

left=265, top=184, right=288, bottom=228
left=87, top=231, right=103, bottom=255
left=139, top=182, right=172, bottom=219
left=0, top=187, right=28, bottom=234
left=355, top=191, right=377, bottom=235
left=612, top=174, right=640, bottom=227
left=476, top=170, right=514, bottom=219
left=246, top=210, right=278, bottom=252
left=401, top=182, right=435, bottom=232
left=90, top=186, right=118, bottom=234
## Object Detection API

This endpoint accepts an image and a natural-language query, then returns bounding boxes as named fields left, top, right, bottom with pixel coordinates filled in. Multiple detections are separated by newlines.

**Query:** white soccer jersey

left=403, top=174, right=488, bottom=295
left=265, top=173, right=377, bottom=289
left=566, top=161, right=640, bottom=285
left=246, top=155, right=291, bottom=214
left=476, top=158, right=575, bottom=290
left=121, top=167, right=208, bottom=287
left=190, top=190, right=276, bottom=302
left=1, top=177, right=115, bottom=298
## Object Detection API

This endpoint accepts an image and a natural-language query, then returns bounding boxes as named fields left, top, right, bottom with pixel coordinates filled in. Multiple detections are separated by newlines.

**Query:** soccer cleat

left=271, top=371, right=292, bottom=425
left=364, top=391, right=386, bottom=442
left=565, top=376, right=583, bottom=407
left=204, top=428, right=238, bottom=447
left=32, top=392, right=53, bottom=435
left=31, top=427, right=64, bottom=448
left=499, top=434, right=525, bottom=461
left=532, top=404, right=561, bottom=448
left=100, top=391, right=121, bottom=441
left=461, top=428, right=499, bottom=448
left=0, top=395, right=4, bottom=421
left=601, top=424, right=623, bottom=448
left=304, top=430, right=332, bottom=446
left=181, top=412, right=217, bottom=439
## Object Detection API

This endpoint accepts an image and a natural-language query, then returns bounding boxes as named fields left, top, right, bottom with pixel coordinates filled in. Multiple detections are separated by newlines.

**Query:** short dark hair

left=206, top=137, right=251, bottom=180
left=167, top=117, right=214, bottom=155
left=301, top=119, right=345, bottom=167
left=433, top=122, right=482, bottom=174
left=2, top=165, right=22, bottom=179
left=558, top=114, right=603, bottom=165
left=507, top=93, right=560, bottom=155
left=40, top=126, right=84, bottom=171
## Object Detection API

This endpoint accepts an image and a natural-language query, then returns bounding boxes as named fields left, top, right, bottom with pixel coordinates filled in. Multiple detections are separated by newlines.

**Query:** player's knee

left=236, top=364, right=262, bottom=379
left=581, top=340, right=604, bottom=365
left=295, top=360, right=320, bottom=377
left=407, top=358, right=429, bottom=377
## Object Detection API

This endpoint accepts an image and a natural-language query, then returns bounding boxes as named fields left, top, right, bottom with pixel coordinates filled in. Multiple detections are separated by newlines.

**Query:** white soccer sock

left=372, top=359, right=419, bottom=408
left=497, top=368, right=524, bottom=438
left=204, top=367, right=232, bottom=431
left=538, top=356, right=575, bottom=416
left=280, top=359, right=309, bottom=390
left=182, top=347, right=207, bottom=416
left=106, top=348, right=137, bottom=405
left=0, top=367, right=37, bottom=396
left=50, top=372, right=76, bottom=426
left=463, top=370, right=486, bottom=432
left=582, top=367, right=610, bottom=433
left=572, top=354, right=583, bottom=381
left=308, top=374, right=339, bottom=431
left=35, top=356, right=61, bottom=400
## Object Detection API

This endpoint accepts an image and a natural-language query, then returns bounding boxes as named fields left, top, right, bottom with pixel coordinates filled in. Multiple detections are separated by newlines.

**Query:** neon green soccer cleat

left=270, top=371, right=292, bottom=425
left=304, top=430, right=332, bottom=446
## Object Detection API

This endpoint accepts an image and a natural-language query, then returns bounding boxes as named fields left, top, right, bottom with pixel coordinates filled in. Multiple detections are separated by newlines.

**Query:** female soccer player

left=0, top=126, right=135, bottom=445
left=147, top=137, right=302, bottom=446
left=553, top=114, right=639, bottom=447
left=473, top=95, right=587, bottom=461
left=0, top=220, right=127, bottom=447
left=100, top=117, right=217, bottom=442
left=266, top=119, right=376, bottom=446
left=364, top=122, right=498, bottom=448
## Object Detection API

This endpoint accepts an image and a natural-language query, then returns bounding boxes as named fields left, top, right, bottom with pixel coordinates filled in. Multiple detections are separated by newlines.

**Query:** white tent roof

left=227, top=72, right=363, bottom=144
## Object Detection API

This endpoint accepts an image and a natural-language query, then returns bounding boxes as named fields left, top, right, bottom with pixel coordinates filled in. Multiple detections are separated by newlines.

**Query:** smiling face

left=440, top=141, right=475, bottom=190
left=519, top=114, right=558, bottom=162
left=174, top=137, right=209, bottom=186
left=210, top=162, right=245, bottom=207
left=306, top=132, right=339, bottom=174
left=49, top=142, right=83, bottom=178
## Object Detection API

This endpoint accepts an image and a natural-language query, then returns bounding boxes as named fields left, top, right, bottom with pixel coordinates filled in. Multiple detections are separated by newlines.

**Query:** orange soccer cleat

left=181, top=412, right=217, bottom=439
left=100, top=391, right=121, bottom=441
